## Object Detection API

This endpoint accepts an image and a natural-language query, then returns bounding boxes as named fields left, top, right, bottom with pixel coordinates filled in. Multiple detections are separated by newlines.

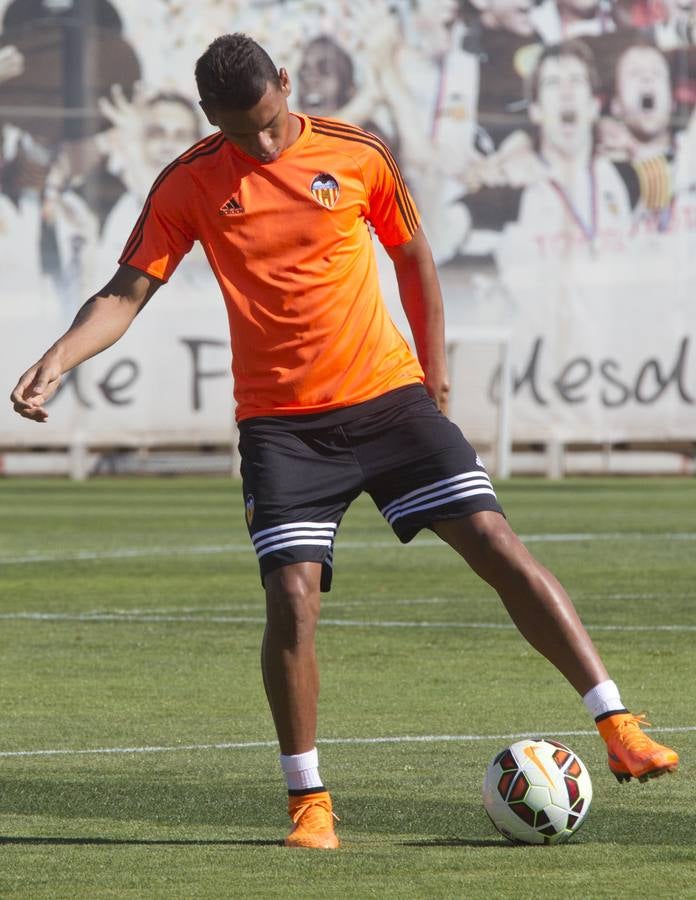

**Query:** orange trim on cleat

left=285, top=790, right=340, bottom=849
left=597, top=713, right=679, bottom=783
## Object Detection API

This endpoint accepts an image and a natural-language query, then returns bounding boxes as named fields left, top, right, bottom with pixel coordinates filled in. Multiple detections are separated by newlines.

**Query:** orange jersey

left=120, top=114, right=424, bottom=420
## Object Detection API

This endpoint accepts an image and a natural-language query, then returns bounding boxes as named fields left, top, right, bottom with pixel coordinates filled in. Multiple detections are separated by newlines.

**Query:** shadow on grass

left=1, top=775, right=692, bottom=847
left=0, top=836, right=281, bottom=847
left=0, top=776, right=496, bottom=838
left=0, top=775, right=280, bottom=830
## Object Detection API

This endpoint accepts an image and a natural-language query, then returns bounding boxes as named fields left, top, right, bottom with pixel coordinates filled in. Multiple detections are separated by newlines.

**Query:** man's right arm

left=10, top=264, right=162, bottom=422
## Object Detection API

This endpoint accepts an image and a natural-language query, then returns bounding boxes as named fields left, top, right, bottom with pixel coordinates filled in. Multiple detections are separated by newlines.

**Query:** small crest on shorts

left=245, top=493, right=255, bottom=526
left=475, top=454, right=486, bottom=469
left=310, top=172, right=340, bottom=209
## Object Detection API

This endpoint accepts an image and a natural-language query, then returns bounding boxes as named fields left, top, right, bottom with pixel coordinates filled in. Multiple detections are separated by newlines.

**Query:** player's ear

left=279, top=67, right=292, bottom=99
left=529, top=101, right=541, bottom=126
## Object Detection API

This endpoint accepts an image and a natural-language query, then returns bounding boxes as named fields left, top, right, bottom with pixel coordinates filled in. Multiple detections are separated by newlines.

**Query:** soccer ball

left=482, top=738, right=592, bottom=845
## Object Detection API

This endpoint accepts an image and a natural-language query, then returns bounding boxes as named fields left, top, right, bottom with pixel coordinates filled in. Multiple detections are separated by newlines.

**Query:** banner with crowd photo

left=1, top=0, right=695, bottom=450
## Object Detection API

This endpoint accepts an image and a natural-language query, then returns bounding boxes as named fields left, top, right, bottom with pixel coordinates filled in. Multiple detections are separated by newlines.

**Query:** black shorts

left=238, top=384, right=504, bottom=591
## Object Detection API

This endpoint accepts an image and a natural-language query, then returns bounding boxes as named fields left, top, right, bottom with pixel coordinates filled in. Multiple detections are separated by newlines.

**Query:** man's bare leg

left=262, top=561, right=339, bottom=848
left=432, top=511, right=608, bottom=694
left=262, top=561, right=323, bottom=754
left=432, top=510, right=679, bottom=782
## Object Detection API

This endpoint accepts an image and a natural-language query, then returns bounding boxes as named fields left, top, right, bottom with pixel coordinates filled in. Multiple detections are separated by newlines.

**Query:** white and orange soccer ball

left=482, top=738, right=592, bottom=845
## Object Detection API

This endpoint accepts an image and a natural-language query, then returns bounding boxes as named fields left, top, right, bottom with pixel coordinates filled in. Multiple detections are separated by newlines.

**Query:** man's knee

left=473, top=514, right=522, bottom=561
left=435, top=510, right=512, bottom=554
left=264, top=562, right=322, bottom=645
left=434, top=511, right=534, bottom=578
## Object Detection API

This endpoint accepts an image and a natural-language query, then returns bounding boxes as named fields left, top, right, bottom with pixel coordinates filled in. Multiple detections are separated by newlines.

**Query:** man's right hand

left=10, top=355, right=63, bottom=423
left=9, top=265, right=162, bottom=425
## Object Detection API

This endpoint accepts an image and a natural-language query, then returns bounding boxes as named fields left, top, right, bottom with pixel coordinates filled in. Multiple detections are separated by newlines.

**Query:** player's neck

left=541, top=141, right=593, bottom=180
left=285, top=113, right=304, bottom=150
left=631, top=132, right=671, bottom=161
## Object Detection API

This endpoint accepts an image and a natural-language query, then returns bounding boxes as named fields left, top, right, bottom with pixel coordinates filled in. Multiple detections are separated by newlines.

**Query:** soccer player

left=492, top=39, right=634, bottom=261
left=604, top=41, right=674, bottom=161
left=601, top=41, right=677, bottom=231
left=10, top=33, right=678, bottom=850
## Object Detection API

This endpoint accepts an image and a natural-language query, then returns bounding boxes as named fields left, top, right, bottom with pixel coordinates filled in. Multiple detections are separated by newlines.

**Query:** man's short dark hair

left=195, top=33, right=281, bottom=111
left=526, top=39, right=600, bottom=104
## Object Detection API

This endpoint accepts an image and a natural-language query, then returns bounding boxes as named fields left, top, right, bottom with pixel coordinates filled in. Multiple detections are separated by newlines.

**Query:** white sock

left=582, top=679, right=626, bottom=719
left=280, top=747, right=324, bottom=792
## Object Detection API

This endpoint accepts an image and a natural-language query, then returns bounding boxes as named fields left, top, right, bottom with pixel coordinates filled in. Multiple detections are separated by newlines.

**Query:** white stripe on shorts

left=252, top=521, right=337, bottom=542
left=381, top=472, right=496, bottom=525
left=253, top=528, right=336, bottom=554
left=251, top=522, right=337, bottom=560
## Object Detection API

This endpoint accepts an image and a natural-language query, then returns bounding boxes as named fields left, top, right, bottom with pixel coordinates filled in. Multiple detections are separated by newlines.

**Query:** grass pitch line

left=1, top=610, right=695, bottom=633
left=64, top=592, right=673, bottom=618
left=126, top=592, right=680, bottom=615
left=1, top=726, right=694, bottom=759
left=2, top=531, right=696, bottom=565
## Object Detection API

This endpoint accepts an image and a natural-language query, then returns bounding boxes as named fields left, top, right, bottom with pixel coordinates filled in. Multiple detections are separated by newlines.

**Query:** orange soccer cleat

left=597, top=713, right=679, bottom=783
left=285, top=790, right=340, bottom=849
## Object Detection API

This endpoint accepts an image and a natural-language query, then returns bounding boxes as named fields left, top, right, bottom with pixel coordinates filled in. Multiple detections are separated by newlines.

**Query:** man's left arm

left=385, top=226, right=450, bottom=413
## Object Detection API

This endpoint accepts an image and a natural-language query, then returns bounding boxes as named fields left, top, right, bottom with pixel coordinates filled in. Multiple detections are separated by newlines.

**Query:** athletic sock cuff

left=594, top=708, right=629, bottom=723
left=280, top=748, right=318, bottom=773
left=288, top=786, right=326, bottom=797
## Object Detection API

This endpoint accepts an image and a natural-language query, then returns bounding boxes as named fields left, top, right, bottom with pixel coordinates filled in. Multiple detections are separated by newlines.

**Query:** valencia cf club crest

left=245, top=494, right=255, bottom=527
left=310, top=173, right=340, bottom=209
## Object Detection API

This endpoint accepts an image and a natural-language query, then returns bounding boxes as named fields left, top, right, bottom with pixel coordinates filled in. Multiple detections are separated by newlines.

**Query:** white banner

left=1, top=299, right=234, bottom=447
left=1, top=0, right=696, bottom=447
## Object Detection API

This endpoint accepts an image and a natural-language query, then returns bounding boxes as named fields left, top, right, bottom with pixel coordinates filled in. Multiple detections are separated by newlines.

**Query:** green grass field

left=0, top=476, right=694, bottom=898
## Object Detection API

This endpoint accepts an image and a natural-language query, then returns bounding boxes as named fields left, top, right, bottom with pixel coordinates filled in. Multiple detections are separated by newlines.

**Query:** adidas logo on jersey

left=219, top=196, right=244, bottom=216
